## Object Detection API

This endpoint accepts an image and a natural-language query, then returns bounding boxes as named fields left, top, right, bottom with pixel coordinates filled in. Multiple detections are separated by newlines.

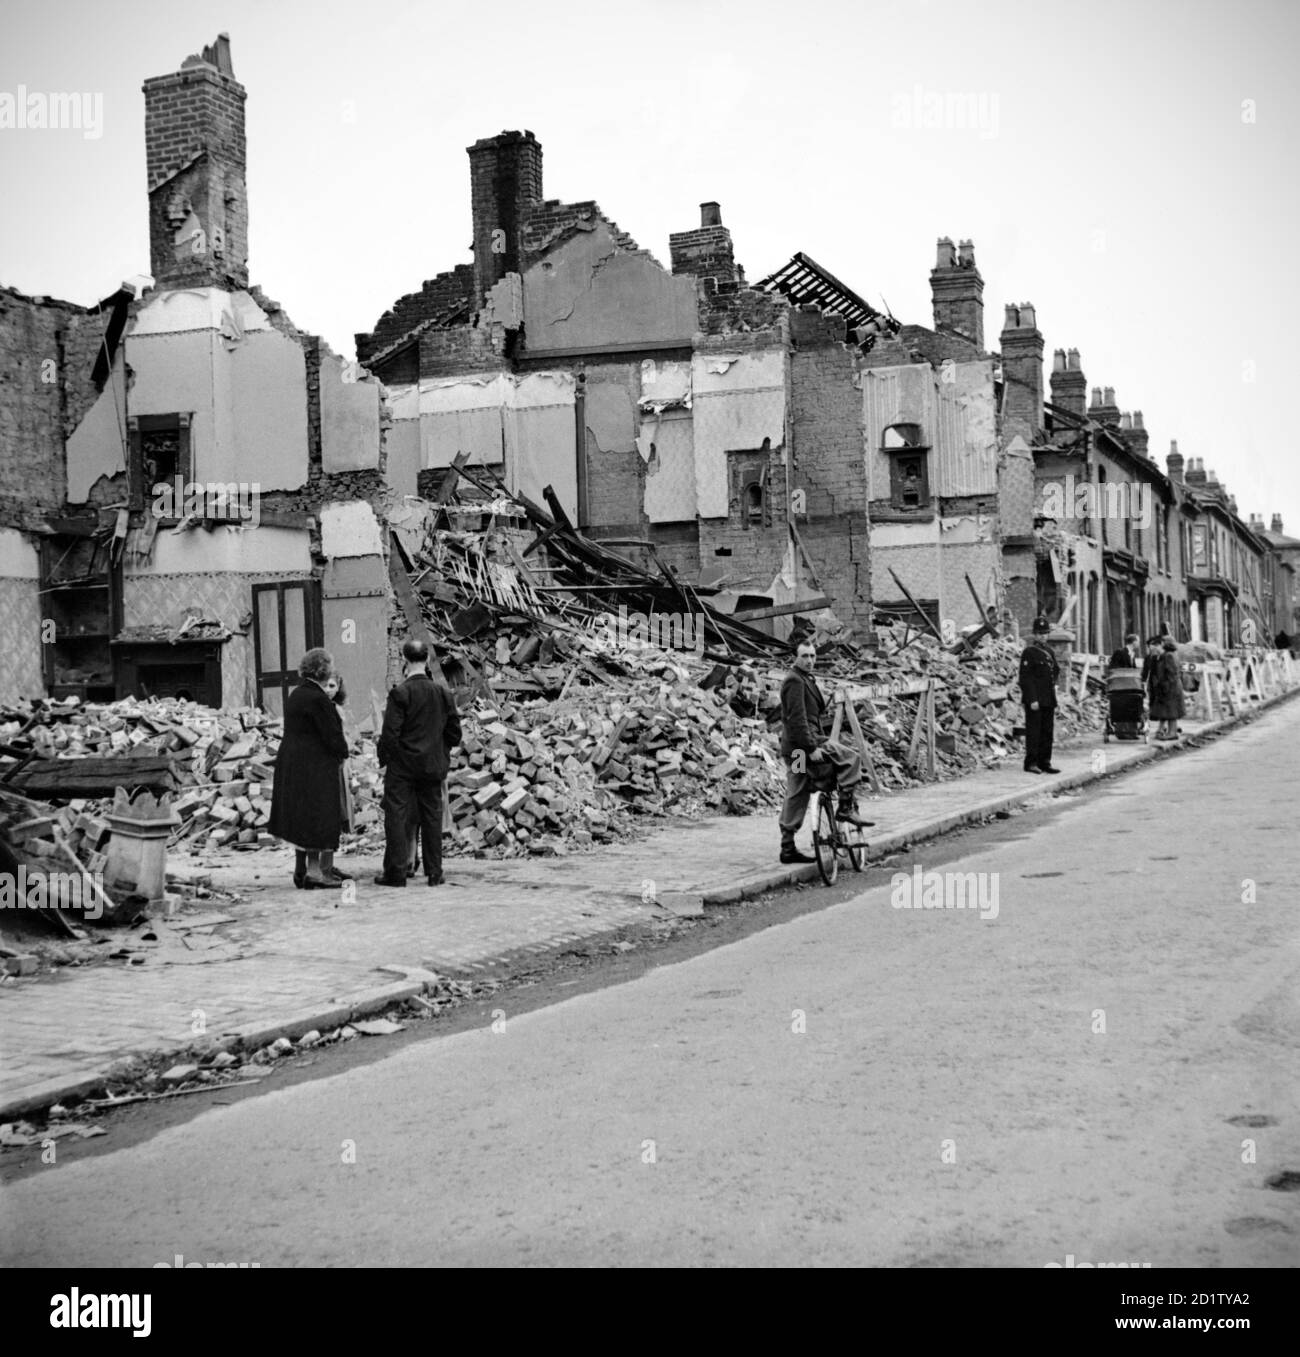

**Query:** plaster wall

left=642, top=408, right=696, bottom=522
left=321, top=352, right=382, bottom=473
left=66, top=353, right=129, bottom=502
left=320, top=501, right=384, bottom=559
left=522, top=222, right=696, bottom=353
left=112, top=288, right=309, bottom=495
left=692, top=349, right=786, bottom=519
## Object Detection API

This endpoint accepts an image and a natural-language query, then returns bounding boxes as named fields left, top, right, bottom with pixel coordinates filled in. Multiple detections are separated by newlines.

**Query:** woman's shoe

left=325, top=865, right=353, bottom=882
left=293, top=872, right=305, bottom=890
left=301, top=874, right=335, bottom=889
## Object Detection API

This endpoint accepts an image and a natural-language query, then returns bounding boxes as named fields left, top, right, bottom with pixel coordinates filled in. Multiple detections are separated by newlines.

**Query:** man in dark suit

left=1108, top=632, right=1140, bottom=671
left=375, top=639, right=462, bottom=887
left=1019, top=616, right=1061, bottom=774
left=777, top=638, right=873, bottom=863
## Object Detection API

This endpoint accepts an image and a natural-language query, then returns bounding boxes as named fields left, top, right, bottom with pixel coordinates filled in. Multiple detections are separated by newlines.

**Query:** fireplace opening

left=137, top=662, right=207, bottom=702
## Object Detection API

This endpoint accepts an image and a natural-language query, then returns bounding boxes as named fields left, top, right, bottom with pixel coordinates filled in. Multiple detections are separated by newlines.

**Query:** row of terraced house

left=1, top=33, right=1296, bottom=712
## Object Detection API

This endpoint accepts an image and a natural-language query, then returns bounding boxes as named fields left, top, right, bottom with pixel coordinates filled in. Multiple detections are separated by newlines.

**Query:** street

left=3, top=701, right=1298, bottom=1267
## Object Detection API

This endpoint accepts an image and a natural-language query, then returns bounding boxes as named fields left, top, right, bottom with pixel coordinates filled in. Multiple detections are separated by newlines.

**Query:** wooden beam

left=731, top=595, right=832, bottom=623
left=887, top=568, right=946, bottom=643
left=787, top=520, right=824, bottom=590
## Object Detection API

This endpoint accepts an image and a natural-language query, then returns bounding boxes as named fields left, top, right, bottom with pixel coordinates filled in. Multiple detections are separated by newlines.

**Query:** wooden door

left=251, top=580, right=322, bottom=715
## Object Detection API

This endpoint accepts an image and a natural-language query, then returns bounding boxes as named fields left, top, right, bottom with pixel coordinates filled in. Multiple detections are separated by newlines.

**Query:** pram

left=1103, top=669, right=1148, bottom=743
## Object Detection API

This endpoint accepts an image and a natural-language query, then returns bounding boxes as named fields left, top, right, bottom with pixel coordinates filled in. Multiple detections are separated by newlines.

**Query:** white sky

left=3, top=0, right=1297, bottom=531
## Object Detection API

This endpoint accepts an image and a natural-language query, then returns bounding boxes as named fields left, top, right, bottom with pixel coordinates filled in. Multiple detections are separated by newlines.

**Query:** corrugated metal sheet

left=862, top=361, right=996, bottom=498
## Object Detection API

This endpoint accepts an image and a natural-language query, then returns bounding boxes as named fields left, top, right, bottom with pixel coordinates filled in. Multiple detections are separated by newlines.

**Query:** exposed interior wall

left=66, top=351, right=129, bottom=501
left=320, top=500, right=384, bottom=559
left=692, top=347, right=786, bottom=519
left=0, top=527, right=44, bottom=700
left=321, top=553, right=389, bottom=716
left=521, top=221, right=697, bottom=353
left=417, top=371, right=579, bottom=520
left=125, top=525, right=313, bottom=709
left=119, top=288, right=310, bottom=494
left=320, top=351, right=382, bottom=473
left=382, top=385, right=421, bottom=499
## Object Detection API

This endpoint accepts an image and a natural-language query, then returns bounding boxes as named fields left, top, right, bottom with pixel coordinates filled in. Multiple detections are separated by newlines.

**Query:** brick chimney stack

left=143, top=33, right=248, bottom=291
left=1049, top=347, right=1086, bottom=419
left=999, top=303, right=1044, bottom=442
left=669, top=202, right=741, bottom=294
left=1166, top=439, right=1184, bottom=482
left=467, top=130, right=544, bottom=306
left=1088, top=384, right=1121, bottom=425
left=1119, top=409, right=1150, bottom=460
left=930, top=236, right=984, bottom=349
left=1185, top=457, right=1207, bottom=486
left=1272, top=513, right=1284, bottom=533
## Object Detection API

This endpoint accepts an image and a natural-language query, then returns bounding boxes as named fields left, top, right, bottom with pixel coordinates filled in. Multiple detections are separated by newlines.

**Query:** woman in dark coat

left=268, top=647, right=349, bottom=888
left=1149, top=639, right=1186, bottom=740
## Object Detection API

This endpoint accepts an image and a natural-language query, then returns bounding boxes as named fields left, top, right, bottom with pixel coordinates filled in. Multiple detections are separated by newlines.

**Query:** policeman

left=1019, top=616, right=1061, bottom=774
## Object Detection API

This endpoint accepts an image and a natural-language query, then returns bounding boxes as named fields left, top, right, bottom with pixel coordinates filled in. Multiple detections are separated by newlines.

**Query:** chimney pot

left=1020, top=302, right=1037, bottom=328
left=1103, top=386, right=1116, bottom=406
left=1004, top=304, right=1019, bottom=330
left=1067, top=347, right=1081, bottom=370
left=701, top=201, right=722, bottom=228
left=1090, top=387, right=1103, bottom=407
left=1133, top=410, right=1144, bottom=429
left=1120, top=412, right=1133, bottom=430
left=958, top=239, right=975, bottom=266
left=1272, top=513, right=1284, bottom=533
left=931, top=238, right=983, bottom=345
left=1053, top=349, right=1067, bottom=372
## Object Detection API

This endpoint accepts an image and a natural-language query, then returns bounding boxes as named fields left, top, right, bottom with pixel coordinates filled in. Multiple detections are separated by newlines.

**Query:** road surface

left=3, top=701, right=1298, bottom=1267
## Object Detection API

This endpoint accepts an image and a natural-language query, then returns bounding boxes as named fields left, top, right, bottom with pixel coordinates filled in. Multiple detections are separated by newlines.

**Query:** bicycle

left=808, top=764, right=869, bottom=885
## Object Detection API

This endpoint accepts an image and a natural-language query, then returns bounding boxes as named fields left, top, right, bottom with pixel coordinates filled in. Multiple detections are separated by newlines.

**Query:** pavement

left=1, top=682, right=1296, bottom=1119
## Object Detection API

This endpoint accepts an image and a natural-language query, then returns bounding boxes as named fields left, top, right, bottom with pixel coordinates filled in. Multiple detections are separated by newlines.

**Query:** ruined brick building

left=3, top=50, right=1295, bottom=715
left=0, top=35, right=392, bottom=711
left=357, top=132, right=1021, bottom=642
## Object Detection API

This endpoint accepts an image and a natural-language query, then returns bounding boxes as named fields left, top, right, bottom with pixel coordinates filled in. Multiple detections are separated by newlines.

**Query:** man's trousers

left=779, top=739, right=862, bottom=842
left=1023, top=704, right=1056, bottom=770
left=383, top=771, right=443, bottom=882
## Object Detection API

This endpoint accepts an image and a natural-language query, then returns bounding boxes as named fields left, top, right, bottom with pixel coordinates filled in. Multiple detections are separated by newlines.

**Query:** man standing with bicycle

left=777, top=638, right=874, bottom=864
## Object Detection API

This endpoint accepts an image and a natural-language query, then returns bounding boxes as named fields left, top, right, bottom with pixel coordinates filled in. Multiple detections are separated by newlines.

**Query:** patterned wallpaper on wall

left=124, top=570, right=309, bottom=712
left=0, top=577, right=46, bottom=701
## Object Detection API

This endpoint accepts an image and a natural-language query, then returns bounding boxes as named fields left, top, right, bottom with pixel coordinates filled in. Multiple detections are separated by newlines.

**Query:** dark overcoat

left=779, top=668, right=829, bottom=761
left=268, top=679, right=350, bottom=850
left=1148, top=651, right=1187, bottom=720
left=378, top=672, right=462, bottom=782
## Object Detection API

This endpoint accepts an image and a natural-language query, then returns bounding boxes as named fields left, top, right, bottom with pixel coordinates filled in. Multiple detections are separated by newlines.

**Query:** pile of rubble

left=0, top=471, right=1109, bottom=872
left=0, top=630, right=1107, bottom=870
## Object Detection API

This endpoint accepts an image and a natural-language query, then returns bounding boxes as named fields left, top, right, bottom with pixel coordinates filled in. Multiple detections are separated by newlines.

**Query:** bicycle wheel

left=846, top=829, right=866, bottom=873
left=813, top=794, right=839, bottom=885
